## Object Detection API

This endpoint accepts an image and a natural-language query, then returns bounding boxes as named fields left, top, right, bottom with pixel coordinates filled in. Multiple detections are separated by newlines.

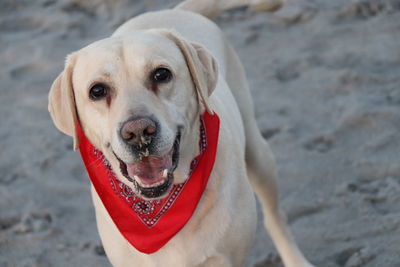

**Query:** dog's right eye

left=151, top=68, right=172, bottom=83
left=89, top=84, right=108, bottom=100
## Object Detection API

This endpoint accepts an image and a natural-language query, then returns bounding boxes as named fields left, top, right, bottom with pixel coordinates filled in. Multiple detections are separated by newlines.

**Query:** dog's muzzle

left=116, top=117, right=181, bottom=199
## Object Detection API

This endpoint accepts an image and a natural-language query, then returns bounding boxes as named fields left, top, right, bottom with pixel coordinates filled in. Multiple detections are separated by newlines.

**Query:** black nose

left=120, top=117, right=157, bottom=146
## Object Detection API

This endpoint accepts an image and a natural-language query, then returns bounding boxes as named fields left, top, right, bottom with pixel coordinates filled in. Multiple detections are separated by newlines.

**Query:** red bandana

left=77, top=112, right=220, bottom=254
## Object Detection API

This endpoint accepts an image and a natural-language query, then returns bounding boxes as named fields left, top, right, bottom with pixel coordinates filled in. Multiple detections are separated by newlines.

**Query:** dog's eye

left=89, top=84, right=108, bottom=100
left=152, top=68, right=172, bottom=83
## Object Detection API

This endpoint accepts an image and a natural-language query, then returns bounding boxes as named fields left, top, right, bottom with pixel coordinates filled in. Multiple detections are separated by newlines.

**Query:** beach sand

left=1, top=0, right=400, bottom=266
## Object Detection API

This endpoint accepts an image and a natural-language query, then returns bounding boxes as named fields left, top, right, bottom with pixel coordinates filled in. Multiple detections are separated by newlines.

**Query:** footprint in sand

left=337, top=0, right=397, bottom=20
left=0, top=16, right=44, bottom=33
left=0, top=216, right=20, bottom=232
left=303, top=135, right=335, bottom=153
left=261, top=127, right=281, bottom=140
left=93, top=244, right=107, bottom=256
left=334, top=246, right=375, bottom=267
left=13, top=211, right=53, bottom=234
left=10, top=63, right=45, bottom=80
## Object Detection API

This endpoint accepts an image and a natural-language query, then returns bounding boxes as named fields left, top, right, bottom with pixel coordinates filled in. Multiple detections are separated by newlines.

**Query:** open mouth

left=116, top=132, right=181, bottom=199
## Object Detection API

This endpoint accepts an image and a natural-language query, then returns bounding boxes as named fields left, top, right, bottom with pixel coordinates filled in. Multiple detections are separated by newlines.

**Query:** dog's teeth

left=132, top=172, right=168, bottom=188
left=144, top=148, right=149, bottom=157
left=154, top=179, right=166, bottom=187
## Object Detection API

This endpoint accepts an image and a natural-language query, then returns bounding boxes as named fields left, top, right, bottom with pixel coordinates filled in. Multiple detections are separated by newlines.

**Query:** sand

left=1, top=0, right=400, bottom=266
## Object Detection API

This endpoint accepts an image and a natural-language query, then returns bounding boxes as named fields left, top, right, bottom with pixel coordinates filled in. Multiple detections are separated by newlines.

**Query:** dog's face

left=49, top=30, right=218, bottom=199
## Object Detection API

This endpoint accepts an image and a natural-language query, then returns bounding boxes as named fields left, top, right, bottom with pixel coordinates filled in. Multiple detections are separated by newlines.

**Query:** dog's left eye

left=151, top=68, right=172, bottom=83
left=89, top=84, right=108, bottom=100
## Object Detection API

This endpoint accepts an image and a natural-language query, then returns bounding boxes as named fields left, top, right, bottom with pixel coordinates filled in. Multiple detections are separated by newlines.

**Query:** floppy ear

left=48, top=54, right=80, bottom=150
left=161, top=30, right=218, bottom=114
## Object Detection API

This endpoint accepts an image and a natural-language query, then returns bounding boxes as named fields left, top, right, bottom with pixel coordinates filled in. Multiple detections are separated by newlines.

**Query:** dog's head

left=48, top=30, right=218, bottom=199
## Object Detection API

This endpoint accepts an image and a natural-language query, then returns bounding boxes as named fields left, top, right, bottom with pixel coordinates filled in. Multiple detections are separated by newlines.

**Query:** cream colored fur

left=48, top=0, right=313, bottom=266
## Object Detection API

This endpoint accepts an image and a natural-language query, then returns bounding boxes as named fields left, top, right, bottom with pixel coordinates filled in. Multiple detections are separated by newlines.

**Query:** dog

left=48, top=0, right=314, bottom=266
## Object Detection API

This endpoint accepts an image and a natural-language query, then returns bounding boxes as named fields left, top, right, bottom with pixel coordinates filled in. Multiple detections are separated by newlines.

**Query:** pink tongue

left=126, top=154, right=172, bottom=185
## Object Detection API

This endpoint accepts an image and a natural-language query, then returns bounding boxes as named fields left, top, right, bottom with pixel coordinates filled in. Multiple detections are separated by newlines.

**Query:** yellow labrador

left=48, top=0, right=313, bottom=266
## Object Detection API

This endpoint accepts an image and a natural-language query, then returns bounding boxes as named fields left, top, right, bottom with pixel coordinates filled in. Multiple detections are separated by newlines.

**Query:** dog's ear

left=160, top=30, right=218, bottom=114
left=48, top=54, right=80, bottom=150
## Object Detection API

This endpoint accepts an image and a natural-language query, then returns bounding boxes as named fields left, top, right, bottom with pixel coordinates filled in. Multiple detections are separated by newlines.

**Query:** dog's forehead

left=72, top=31, right=183, bottom=86
left=77, top=32, right=180, bottom=67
